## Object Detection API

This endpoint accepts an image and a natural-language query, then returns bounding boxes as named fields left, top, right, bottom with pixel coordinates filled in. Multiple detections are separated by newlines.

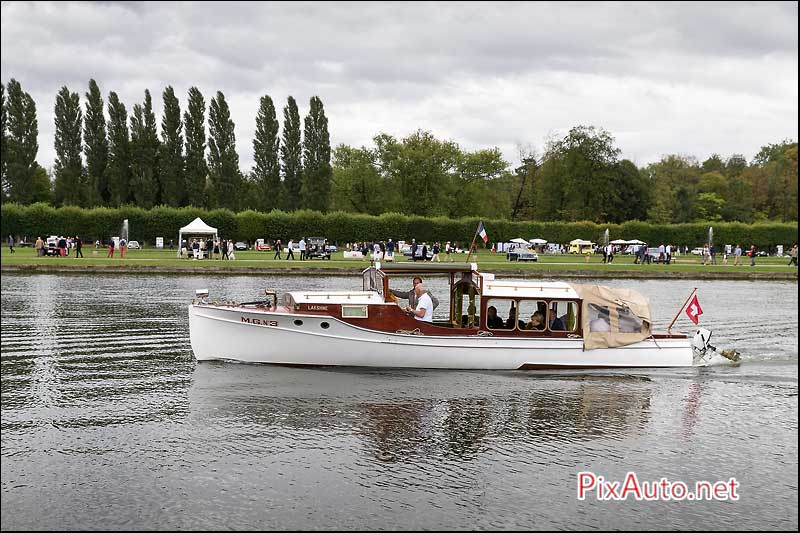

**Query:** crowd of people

left=182, top=238, right=237, bottom=260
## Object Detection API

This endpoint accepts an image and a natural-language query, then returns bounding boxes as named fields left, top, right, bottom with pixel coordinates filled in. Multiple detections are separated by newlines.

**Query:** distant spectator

left=74, top=236, right=83, bottom=258
left=35, top=236, right=44, bottom=257
left=8, top=235, right=15, bottom=254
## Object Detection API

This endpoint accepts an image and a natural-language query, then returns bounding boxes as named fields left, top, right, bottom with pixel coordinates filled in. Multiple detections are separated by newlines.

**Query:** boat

left=188, top=262, right=727, bottom=369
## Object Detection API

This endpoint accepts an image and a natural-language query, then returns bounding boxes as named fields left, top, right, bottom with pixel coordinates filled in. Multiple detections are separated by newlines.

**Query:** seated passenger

left=549, top=308, right=566, bottom=331
left=505, top=305, right=525, bottom=330
left=525, top=312, right=545, bottom=330
left=486, top=306, right=504, bottom=329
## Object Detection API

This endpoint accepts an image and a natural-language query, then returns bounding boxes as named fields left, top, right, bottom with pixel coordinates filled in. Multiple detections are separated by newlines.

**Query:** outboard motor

left=692, top=327, right=741, bottom=363
left=692, top=328, right=713, bottom=356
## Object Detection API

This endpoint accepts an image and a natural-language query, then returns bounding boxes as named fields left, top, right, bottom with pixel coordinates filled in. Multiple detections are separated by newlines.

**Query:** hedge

left=2, top=203, right=797, bottom=251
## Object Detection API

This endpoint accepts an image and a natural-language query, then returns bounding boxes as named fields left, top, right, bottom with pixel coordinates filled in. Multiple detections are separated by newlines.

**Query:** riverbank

left=3, top=247, right=797, bottom=279
left=2, top=261, right=796, bottom=280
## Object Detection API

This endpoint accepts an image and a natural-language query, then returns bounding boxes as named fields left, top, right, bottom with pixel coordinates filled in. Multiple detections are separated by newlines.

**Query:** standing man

left=299, top=237, right=306, bottom=261
left=107, top=238, right=116, bottom=258
left=734, top=244, right=742, bottom=266
left=431, top=242, right=440, bottom=262
left=445, top=241, right=452, bottom=262
left=386, top=239, right=395, bottom=262
left=404, top=282, right=433, bottom=323
left=410, top=239, right=418, bottom=262
left=286, top=239, right=295, bottom=260
left=665, top=243, right=672, bottom=265
left=749, top=245, right=756, bottom=267
left=710, top=244, right=717, bottom=265
left=35, top=236, right=44, bottom=257
left=75, top=236, right=83, bottom=258
left=119, top=237, right=127, bottom=259
left=273, top=239, right=282, bottom=260
left=789, top=243, right=798, bottom=267
left=8, top=235, right=15, bottom=254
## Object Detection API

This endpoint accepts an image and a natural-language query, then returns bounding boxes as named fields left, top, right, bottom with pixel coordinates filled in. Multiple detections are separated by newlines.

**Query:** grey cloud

left=1, top=1, right=796, bottom=172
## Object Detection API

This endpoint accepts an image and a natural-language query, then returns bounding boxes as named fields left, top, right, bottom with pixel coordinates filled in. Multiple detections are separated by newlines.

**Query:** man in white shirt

left=299, top=238, right=306, bottom=261
left=405, top=282, right=433, bottom=322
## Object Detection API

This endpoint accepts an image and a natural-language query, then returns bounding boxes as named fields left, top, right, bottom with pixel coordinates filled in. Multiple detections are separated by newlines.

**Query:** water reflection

left=188, top=364, right=653, bottom=463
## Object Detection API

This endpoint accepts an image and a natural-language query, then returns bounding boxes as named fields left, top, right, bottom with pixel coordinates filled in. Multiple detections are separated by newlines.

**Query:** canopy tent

left=177, top=217, right=218, bottom=257
left=625, top=239, right=646, bottom=245
left=510, top=237, right=530, bottom=245
left=609, top=239, right=629, bottom=245
left=529, top=238, right=548, bottom=245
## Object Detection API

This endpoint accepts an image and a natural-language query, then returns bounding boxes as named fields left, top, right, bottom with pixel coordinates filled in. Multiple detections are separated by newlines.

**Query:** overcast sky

left=1, top=1, right=797, bottom=173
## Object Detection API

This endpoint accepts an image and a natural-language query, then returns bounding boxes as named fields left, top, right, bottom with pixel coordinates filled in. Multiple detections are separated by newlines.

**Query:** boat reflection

left=188, top=363, right=652, bottom=462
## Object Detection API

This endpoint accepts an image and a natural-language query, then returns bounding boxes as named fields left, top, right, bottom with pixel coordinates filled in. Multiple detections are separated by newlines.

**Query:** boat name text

left=241, top=317, right=278, bottom=327
left=308, top=305, right=329, bottom=310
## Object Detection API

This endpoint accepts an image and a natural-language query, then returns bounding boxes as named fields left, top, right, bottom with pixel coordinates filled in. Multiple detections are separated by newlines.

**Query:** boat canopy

left=373, top=262, right=478, bottom=275
left=570, top=284, right=652, bottom=350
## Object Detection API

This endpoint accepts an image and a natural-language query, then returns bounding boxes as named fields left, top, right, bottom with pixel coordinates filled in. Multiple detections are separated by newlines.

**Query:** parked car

left=255, top=238, right=271, bottom=251
left=127, top=240, right=141, bottom=249
left=403, top=246, right=430, bottom=260
left=305, top=237, right=332, bottom=259
left=325, top=244, right=338, bottom=253
left=233, top=241, right=248, bottom=251
left=691, top=247, right=705, bottom=255
left=506, top=246, right=538, bottom=262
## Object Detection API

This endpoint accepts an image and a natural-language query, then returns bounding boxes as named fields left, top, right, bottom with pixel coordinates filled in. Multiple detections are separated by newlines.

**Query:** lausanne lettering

left=308, top=305, right=329, bottom=311
left=241, top=317, right=278, bottom=327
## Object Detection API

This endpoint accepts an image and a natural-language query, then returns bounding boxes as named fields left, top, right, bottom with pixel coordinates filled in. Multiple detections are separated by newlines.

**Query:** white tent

left=610, top=239, right=629, bottom=245
left=177, top=217, right=218, bottom=257
left=529, top=238, right=548, bottom=245
left=510, top=237, right=529, bottom=245
left=625, top=239, right=646, bottom=245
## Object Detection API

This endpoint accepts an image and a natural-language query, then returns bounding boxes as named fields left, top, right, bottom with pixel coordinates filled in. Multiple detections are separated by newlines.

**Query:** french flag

left=477, top=221, right=488, bottom=243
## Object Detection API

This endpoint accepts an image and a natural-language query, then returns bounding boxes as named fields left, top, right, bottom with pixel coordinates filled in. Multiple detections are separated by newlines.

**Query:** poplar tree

left=53, top=86, right=84, bottom=206
left=301, top=96, right=331, bottom=212
left=281, top=96, right=302, bottom=210
left=84, top=79, right=108, bottom=205
left=252, top=94, right=281, bottom=211
left=5, top=79, right=47, bottom=204
left=207, top=91, right=240, bottom=210
left=160, top=85, right=184, bottom=206
left=129, top=90, right=159, bottom=208
left=1, top=83, right=7, bottom=201
left=183, top=87, right=207, bottom=207
left=106, top=91, right=131, bottom=206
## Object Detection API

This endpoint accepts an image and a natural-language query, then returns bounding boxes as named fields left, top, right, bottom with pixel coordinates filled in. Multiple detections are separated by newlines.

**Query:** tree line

left=1, top=79, right=797, bottom=224
left=0, top=79, right=331, bottom=213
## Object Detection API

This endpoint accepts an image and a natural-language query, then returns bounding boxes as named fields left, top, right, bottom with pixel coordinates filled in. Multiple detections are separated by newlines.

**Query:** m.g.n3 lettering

left=241, top=317, right=278, bottom=327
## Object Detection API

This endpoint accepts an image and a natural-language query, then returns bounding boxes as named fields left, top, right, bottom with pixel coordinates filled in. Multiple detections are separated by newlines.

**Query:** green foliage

left=160, top=86, right=184, bottom=207
left=207, top=91, right=240, bottom=210
left=129, top=90, right=160, bottom=209
left=83, top=79, right=108, bottom=206
left=281, top=96, right=302, bottom=210
left=183, top=87, right=207, bottom=208
left=4, top=203, right=795, bottom=253
left=5, top=79, right=43, bottom=204
left=301, top=96, right=332, bottom=212
left=53, top=86, right=84, bottom=206
left=106, top=91, right=130, bottom=207
left=252, top=95, right=281, bottom=212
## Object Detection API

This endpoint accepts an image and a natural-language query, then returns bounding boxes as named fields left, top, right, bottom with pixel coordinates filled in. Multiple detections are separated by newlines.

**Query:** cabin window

left=588, top=303, right=611, bottom=332
left=547, top=301, right=578, bottom=332
left=517, top=300, right=548, bottom=332
left=485, top=299, right=522, bottom=330
left=617, top=306, right=643, bottom=333
left=342, top=305, right=368, bottom=318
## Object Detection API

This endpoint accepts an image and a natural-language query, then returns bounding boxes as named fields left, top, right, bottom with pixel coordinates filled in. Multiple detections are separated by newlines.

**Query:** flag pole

left=667, top=287, right=697, bottom=333
left=465, top=222, right=481, bottom=263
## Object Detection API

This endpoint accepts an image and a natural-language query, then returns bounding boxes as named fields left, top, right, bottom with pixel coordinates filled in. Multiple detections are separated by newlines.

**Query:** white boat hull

left=189, top=304, right=697, bottom=369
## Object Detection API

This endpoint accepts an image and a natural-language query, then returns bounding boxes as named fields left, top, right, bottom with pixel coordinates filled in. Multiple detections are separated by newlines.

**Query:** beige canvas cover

left=570, top=284, right=652, bottom=350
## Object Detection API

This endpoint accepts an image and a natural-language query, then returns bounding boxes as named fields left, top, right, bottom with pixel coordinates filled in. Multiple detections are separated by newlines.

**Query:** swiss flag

left=685, top=294, right=703, bottom=325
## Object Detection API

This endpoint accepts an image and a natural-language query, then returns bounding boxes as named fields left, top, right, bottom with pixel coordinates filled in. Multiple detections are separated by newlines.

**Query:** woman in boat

left=525, top=312, right=546, bottom=330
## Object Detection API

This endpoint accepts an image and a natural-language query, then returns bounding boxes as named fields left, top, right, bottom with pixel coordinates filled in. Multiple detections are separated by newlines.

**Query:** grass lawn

left=1, top=245, right=795, bottom=274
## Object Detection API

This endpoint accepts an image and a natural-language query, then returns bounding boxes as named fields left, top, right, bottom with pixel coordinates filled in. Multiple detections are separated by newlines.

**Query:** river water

left=1, top=273, right=797, bottom=530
